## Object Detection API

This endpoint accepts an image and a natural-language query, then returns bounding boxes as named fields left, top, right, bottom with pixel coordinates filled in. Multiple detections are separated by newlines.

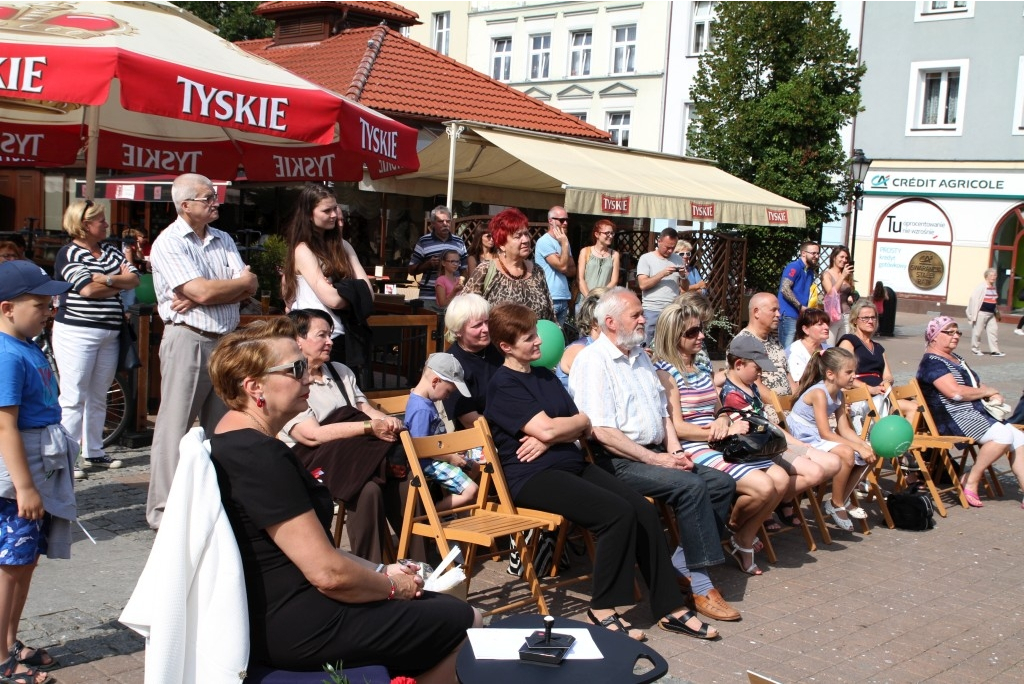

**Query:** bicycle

left=35, top=324, right=131, bottom=449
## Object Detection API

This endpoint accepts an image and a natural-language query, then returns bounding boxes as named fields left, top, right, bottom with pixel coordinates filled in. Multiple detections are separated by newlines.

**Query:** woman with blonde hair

left=207, top=318, right=479, bottom=680
left=53, top=200, right=139, bottom=478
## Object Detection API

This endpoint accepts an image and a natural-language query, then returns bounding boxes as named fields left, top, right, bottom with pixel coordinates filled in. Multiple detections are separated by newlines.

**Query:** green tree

left=173, top=2, right=273, bottom=42
left=689, top=1, right=864, bottom=233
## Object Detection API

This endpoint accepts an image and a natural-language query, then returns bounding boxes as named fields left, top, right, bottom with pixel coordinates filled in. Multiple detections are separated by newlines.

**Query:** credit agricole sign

left=865, top=169, right=1023, bottom=199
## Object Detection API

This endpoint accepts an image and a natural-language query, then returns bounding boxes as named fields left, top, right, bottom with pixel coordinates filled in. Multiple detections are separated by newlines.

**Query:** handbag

left=709, top=409, right=788, bottom=464
left=822, top=274, right=842, bottom=323
left=981, top=397, right=1012, bottom=422
left=117, top=318, right=142, bottom=372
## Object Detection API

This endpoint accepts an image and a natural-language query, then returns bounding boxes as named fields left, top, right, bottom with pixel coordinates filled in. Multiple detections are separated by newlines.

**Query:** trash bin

left=879, top=286, right=897, bottom=336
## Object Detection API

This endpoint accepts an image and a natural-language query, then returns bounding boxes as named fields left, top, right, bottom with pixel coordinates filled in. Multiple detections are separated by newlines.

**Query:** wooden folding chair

left=842, top=385, right=894, bottom=530
left=398, top=417, right=565, bottom=616
left=758, top=389, right=822, bottom=551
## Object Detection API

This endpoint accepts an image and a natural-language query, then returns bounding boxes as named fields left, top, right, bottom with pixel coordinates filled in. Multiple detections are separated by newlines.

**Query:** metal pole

left=850, top=186, right=862, bottom=290
left=445, top=122, right=464, bottom=210
left=85, top=105, right=100, bottom=200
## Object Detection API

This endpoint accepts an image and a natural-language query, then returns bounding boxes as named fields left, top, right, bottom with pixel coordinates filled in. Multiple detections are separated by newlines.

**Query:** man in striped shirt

left=145, top=173, right=258, bottom=530
left=407, top=206, right=467, bottom=309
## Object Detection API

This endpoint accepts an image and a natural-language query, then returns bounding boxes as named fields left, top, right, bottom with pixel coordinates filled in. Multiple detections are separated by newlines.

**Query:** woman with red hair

left=463, top=208, right=554, bottom=322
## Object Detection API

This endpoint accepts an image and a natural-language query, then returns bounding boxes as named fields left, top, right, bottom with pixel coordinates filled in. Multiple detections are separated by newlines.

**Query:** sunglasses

left=80, top=199, right=94, bottom=224
left=679, top=251, right=692, bottom=257
left=187, top=194, right=218, bottom=205
left=266, top=358, right=308, bottom=379
left=551, top=217, right=568, bottom=223
left=683, top=325, right=705, bottom=339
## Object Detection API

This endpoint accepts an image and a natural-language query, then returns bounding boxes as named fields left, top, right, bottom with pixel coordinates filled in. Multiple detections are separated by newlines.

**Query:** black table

left=456, top=615, right=669, bottom=684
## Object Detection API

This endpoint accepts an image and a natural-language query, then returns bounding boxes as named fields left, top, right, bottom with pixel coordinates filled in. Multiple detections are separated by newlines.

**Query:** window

left=607, top=111, right=631, bottom=147
left=612, top=25, right=636, bottom=74
left=917, top=1, right=973, bottom=20
left=433, top=12, right=450, bottom=55
left=907, top=60, right=968, bottom=135
left=492, top=38, right=512, bottom=81
left=690, top=1, right=716, bottom=55
left=567, top=112, right=588, bottom=123
left=529, top=34, right=551, bottom=80
left=682, top=103, right=700, bottom=156
left=400, top=26, right=411, bottom=38
left=569, top=30, right=592, bottom=77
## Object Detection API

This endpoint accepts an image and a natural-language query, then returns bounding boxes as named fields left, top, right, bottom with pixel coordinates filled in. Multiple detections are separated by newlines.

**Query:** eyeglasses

left=803, top=251, right=820, bottom=257
left=187, top=194, right=218, bottom=205
left=596, top=231, right=614, bottom=237
left=940, top=329, right=963, bottom=337
left=266, top=358, right=308, bottom=380
left=679, top=251, right=692, bottom=257
left=551, top=217, right=568, bottom=223
left=858, top=316, right=878, bottom=322
left=683, top=325, right=705, bottom=339
left=80, top=199, right=94, bottom=224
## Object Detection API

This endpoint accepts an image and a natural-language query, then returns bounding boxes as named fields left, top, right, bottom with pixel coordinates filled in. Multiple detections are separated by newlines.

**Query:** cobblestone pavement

left=28, top=312, right=1024, bottom=683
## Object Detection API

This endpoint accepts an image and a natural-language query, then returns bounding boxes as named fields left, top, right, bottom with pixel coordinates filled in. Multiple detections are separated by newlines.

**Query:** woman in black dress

left=207, top=318, right=479, bottom=680
left=483, top=303, right=719, bottom=641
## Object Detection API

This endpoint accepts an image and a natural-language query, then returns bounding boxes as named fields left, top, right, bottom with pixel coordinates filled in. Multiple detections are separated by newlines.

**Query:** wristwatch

left=105, top=276, right=113, bottom=287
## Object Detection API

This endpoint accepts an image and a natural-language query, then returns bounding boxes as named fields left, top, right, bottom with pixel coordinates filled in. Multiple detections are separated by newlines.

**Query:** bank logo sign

left=865, top=170, right=1020, bottom=199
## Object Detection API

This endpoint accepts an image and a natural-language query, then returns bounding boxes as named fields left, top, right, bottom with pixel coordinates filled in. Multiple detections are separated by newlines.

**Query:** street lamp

left=848, top=148, right=872, bottom=269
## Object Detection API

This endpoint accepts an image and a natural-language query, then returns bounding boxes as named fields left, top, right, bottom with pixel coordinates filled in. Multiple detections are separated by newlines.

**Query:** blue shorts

left=422, top=460, right=471, bottom=495
left=0, top=498, right=49, bottom=565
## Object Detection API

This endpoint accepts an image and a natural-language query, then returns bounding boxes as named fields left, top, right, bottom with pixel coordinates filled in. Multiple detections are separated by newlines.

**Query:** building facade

left=854, top=0, right=1024, bottom=313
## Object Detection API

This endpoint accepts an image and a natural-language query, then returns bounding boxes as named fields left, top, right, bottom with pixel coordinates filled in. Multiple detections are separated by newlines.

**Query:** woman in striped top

left=917, top=315, right=1024, bottom=508
left=53, top=200, right=139, bottom=477
left=653, top=302, right=787, bottom=577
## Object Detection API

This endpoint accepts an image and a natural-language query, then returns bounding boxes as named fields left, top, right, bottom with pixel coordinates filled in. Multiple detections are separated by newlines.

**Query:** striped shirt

left=150, top=216, right=246, bottom=335
left=569, top=333, right=668, bottom=447
left=408, top=232, right=467, bottom=299
left=54, top=243, right=137, bottom=331
left=917, top=352, right=995, bottom=440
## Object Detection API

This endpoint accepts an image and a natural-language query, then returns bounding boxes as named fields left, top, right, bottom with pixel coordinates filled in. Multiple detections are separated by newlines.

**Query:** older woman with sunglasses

left=463, top=208, right=554, bottom=322
left=654, top=302, right=788, bottom=576
left=207, top=318, right=479, bottom=681
left=674, top=240, right=707, bottom=296
left=53, top=200, right=139, bottom=478
left=917, top=316, right=1024, bottom=509
left=280, top=309, right=405, bottom=562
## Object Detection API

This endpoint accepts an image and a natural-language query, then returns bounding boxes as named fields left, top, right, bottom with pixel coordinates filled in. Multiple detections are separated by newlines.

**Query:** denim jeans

left=596, top=455, right=735, bottom=569
left=778, top=315, right=798, bottom=350
left=643, top=308, right=663, bottom=346
left=553, top=299, right=570, bottom=327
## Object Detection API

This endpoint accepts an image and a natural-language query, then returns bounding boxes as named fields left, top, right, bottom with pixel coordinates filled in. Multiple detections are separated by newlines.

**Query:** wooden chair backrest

left=842, top=384, right=877, bottom=440
left=368, top=393, right=409, bottom=416
left=762, top=387, right=790, bottom=430
left=892, top=379, right=941, bottom=435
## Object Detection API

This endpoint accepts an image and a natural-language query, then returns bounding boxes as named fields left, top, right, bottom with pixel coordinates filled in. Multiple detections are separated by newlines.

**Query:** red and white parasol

left=0, top=1, right=419, bottom=194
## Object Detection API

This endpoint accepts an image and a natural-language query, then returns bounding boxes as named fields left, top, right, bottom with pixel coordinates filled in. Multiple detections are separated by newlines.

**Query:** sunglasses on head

left=266, top=358, right=308, bottom=379
left=81, top=199, right=94, bottom=224
left=683, top=325, right=705, bottom=339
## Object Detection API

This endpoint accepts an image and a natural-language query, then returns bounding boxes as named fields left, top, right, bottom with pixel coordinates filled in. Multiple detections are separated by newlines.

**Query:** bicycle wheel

left=103, top=375, right=130, bottom=448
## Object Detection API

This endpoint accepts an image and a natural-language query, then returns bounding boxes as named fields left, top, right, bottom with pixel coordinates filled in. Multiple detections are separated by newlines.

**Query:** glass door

left=992, top=206, right=1024, bottom=312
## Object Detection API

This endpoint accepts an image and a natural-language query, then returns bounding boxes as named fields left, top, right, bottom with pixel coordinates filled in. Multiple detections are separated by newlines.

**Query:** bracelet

left=363, top=420, right=373, bottom=435
left=386, top=576, right=397, bottom=600
left=375, top=563, right=386, bottom=574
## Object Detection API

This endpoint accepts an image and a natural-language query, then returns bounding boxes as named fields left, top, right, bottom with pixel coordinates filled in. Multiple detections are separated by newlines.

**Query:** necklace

left=242, top=410, right=273, bottom=437
left=497, top=254, right=527, bottom=280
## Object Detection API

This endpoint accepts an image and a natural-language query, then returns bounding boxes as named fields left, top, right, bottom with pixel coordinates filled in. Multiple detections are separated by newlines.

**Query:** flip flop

left=658, top=610, right=719, bottom=640
left=10, top=641, right=57, bottom=670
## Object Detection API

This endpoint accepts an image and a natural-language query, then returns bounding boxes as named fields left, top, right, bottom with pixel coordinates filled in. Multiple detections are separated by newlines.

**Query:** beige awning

left=361, top=121, right=807, bottom=228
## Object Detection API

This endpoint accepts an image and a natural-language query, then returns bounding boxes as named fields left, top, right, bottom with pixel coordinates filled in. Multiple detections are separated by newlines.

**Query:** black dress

left=209, top=429, right=474, bottom=674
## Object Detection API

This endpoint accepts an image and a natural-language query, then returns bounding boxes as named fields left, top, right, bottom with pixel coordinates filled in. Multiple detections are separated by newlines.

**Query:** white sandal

left=824, top=499, right=854, bottom=531
left=728, top=536, right=762, bottom=576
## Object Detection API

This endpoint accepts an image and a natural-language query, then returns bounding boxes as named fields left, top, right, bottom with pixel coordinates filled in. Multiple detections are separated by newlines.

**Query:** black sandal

left=658, top=610, right=720, bottom=640
left=10, top=640, right=57, bottom=670
left=586, top=609, right=647, bottom=642
left=0, top=655, right=53, bottom=684
left=775, top=502, right=802, bottom=527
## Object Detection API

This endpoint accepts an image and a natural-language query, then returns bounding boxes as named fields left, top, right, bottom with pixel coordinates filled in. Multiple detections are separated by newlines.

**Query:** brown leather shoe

left=692, top=588, right=741, bottom=622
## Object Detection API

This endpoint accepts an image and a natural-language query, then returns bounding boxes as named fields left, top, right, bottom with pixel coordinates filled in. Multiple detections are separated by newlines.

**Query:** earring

left=256, top=396, right=266, bottom=408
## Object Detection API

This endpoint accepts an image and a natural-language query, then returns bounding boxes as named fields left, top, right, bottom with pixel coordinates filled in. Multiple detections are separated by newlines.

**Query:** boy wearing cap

left=406, top=353, right=479, bottom=510
left=0, top=260, right=78, bottom=683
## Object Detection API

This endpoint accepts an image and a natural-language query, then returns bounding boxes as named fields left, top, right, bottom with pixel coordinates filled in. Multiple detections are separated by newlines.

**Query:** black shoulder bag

left=708, top=408, right=788, bottom=464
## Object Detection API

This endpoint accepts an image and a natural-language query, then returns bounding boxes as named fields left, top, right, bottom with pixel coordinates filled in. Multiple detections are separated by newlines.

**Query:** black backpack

left=886, top=487, right=936, bottom=530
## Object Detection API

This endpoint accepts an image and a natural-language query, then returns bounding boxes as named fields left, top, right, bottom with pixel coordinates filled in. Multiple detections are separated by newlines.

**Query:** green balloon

left=869, top=415, right=914, bottom=459
left=531, top=319, right=566, bottom=369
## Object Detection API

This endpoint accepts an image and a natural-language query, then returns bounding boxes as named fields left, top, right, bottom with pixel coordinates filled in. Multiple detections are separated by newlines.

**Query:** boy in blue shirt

left=405, top=353, right=479, bottom=510
left=0, top=260, right=77, bottom=683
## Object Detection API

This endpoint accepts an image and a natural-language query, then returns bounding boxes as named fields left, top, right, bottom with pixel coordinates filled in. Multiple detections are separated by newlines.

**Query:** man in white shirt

left=146, top=173, right=257, bottom=530
left=535, top=206, right=576, bottom=326
left=569, top=287, right=741, bottom=623
left=636, top=228, right=685, bottom=343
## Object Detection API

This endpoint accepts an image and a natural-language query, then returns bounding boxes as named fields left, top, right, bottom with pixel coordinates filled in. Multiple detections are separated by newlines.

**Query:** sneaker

left=85, top=456, right=123, bottom=469
left=972, top=349, right=984, bottom=356
left=73, top=468, right=87, bottom=480
left=1015, top=329, right=1024, bottom=336
left=991, top=352, right=1006, bottom=357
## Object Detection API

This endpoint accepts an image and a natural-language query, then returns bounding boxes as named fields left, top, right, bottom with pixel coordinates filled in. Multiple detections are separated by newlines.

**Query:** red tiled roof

left=238, top=26, right=610, bottom=141
left=256, top=1, right=420, bottom=25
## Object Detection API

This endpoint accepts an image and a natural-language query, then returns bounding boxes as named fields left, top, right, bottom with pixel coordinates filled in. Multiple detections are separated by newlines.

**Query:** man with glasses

left=408, top=205, right=467, bottom=312
left=535, top=206, right=577, bottom=327
left=637, top=227, right=685, bottom=344
left=146, top=173, right=257, bottom=530
left=777, top=241, right=820, bottom=349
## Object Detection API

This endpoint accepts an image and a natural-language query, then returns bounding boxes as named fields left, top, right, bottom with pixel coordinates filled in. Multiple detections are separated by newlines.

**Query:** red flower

left=390, top=677, right=417, bottom=684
